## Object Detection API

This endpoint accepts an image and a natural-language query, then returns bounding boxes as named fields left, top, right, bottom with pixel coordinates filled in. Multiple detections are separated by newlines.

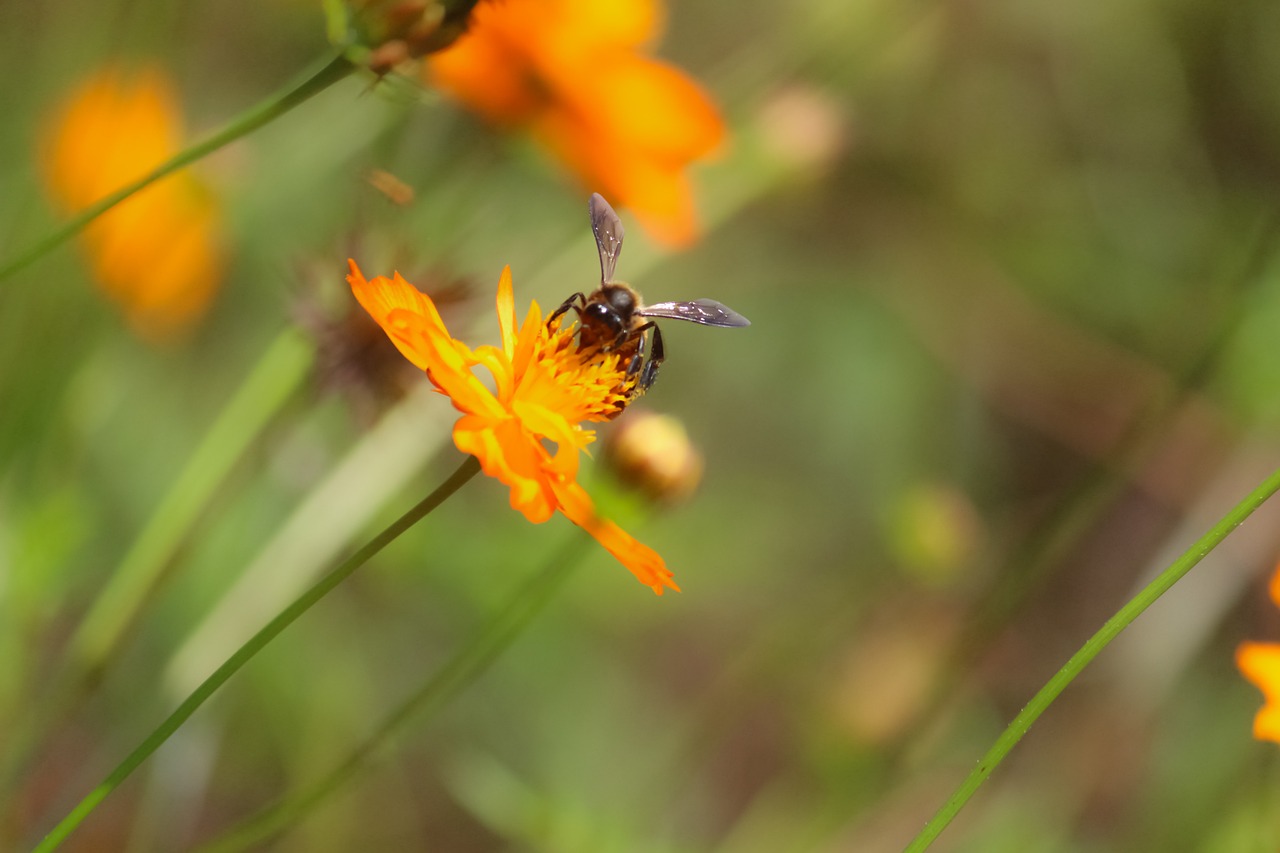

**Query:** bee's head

left=585, top=284, right=636, bottom=334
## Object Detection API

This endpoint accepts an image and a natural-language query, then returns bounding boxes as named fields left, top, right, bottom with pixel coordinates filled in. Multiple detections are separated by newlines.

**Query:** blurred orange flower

left=347, top=259, right=676, bottom=594
left=427, top=0, right=724, bottom=248
left=1236, top=564, right=1280, bottom=743
left=42, top=65, right=225, bottom=339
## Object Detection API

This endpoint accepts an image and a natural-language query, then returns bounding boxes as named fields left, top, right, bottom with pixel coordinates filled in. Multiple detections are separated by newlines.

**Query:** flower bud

left=349, top=0, right=475, bottom=75
left=604, top=411, right=704, bottom=505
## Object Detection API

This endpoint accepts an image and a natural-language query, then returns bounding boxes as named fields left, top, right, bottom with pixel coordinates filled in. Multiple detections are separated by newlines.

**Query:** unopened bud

left=604, top=411, right=704, bottom=504
left=351, top=0, right=473, bottom=75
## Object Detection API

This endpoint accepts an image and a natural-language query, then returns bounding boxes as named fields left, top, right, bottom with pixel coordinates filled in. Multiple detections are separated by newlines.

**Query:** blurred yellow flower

left=1237, top=564, right=1280, bottom=743
left=347, top=259, right=676, bottom=594
left=427, top=0, right=725, bottom=248
left=42, top=65, right=225, bottom=339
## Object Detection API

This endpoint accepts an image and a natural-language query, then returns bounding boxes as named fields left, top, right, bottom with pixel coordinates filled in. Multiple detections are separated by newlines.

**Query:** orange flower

left=427, top=0, right=724, bottom=248
left=42, top=65, right=225, bottom=339
left=1237, top=564, right=1280, bottom=743
left=346, top=259, right=677, bottom=594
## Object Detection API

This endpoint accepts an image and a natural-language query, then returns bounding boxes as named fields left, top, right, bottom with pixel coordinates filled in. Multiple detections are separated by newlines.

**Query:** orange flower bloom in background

left=346, top=259, right=677, bottom=594
left=1236, top=564, right=1280, bottom=743
left=427, top=0, right=725, bottom=248
left=42, top=65, right=225, bottom=338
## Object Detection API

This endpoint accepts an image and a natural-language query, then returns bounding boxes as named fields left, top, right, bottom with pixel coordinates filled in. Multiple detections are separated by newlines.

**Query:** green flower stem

left=0, top=329, right=313, bottom=807
left=71, top=327, right=314, bottom=680
left=902, top=464, right=1280, bottom=853
left=194, top=536, right=589, bottom=853
left=0, top=52, right=354, bottom=283
left=950, top=212, right=1278, bottom=671
left=31, top=455, right=481, bottom=853
left=163, top=383, right=453, bottom=698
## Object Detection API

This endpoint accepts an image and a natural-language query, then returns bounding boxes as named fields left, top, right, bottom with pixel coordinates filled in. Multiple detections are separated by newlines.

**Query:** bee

left=550, top=193, right=750, bottom=406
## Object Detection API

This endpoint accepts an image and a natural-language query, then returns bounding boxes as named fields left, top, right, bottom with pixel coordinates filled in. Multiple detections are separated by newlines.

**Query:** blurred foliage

left=3, top=0, right=1280, bottom=850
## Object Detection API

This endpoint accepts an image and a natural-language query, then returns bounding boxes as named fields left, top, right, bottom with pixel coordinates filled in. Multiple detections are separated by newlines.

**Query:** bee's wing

left=589, top=193, right=625, bottom=284
left=639, top=299, right=751, bottom=327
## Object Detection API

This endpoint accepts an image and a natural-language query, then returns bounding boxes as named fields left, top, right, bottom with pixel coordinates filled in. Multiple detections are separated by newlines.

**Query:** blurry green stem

left=0, top=329, right=312, bottom=807
left=194, top=537, right=589, bottom=853
left=31, top=455, right=481, bottom=853
left=70, top=328, right=313, bottom=679
left=902, top=464, right=1280, bottom=853
left=0, top=52, right=354, bottom=283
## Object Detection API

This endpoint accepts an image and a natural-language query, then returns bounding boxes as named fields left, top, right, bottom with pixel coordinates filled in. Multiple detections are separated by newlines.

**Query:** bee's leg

left=624, top=346, right=645, bottom=379
left=638, top=323, right=664, bottom=392
left=548, top=292, right=586, bottom=327
left=620, top=323, right=656, bottom=378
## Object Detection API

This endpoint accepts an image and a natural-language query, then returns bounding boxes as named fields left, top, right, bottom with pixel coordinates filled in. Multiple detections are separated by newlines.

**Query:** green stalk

left=194, top=536, right=589, bottom=853
left=0, top=329, right=313, bottom=805
left=902, top=464, right=1280, bottom=853
left=30, top=455, right=481, bottom=853
left=0, top=52, right=354, bottom=283
left=71, top=327, right=313, bottom=679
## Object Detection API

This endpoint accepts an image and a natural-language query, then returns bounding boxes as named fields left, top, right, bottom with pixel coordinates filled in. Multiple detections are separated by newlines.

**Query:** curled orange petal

left=346, top=260, right=444, bottom=371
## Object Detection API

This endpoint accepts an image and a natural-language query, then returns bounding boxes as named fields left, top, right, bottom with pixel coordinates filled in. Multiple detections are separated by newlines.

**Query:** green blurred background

left=4, top=0, right=1280, bottom=850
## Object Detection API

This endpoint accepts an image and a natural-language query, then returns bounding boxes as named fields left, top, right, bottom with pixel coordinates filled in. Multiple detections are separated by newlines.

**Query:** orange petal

left=426, top=15, right=542, bottom=125
left=346, top=261, right=441, bottom=372
left=347, top=268, right=491, bottom=415
left=1237, top=642, right=1280, bottom=743
left=512, top=399, right=584, bottom=479
left=347, top=262, right=446, bottom=335
left=373, top=306, right=442, bottom=378
left=425, top=0, right=721, bottom=249
left=347, top=261, right=512, bottom=419
left=1269, top=563, right=1280, bottom=609
left=496, top=265, right=517, bottom=360
left=454, top=416, right=558, bottom=523
left=510, top=299, right=545, bottom=379
left=608, top=162, right=701, bottom=249
left=535, top=106, right=707, bottom=249
left=552, top=479, right=677, bottom=594
left=472, top=344, right=516, bottom=403
left=403, top=315, right=509, bottom=419
left=548, top=0, right=661, bottom=52
left=548, top=55, right=724, bottom=163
